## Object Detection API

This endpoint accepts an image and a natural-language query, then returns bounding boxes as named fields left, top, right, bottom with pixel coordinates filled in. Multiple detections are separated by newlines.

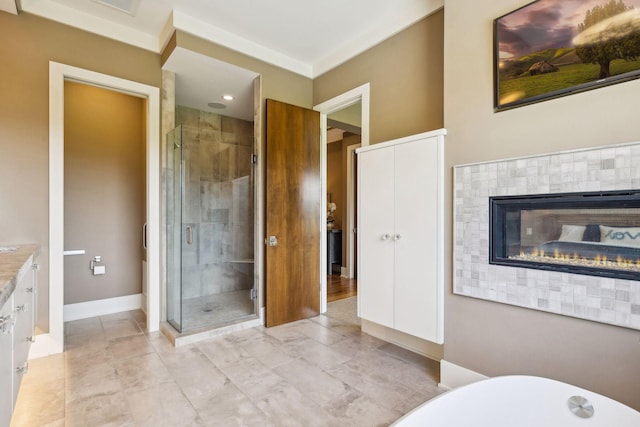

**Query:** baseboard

left=63, top=294, right=142, bottom=322
left=439, top=360, right=488, bottom=391
left=340, top=267, right=348, bottom=277
left=361, top=319, right=444, bottom=362
left=28, top=333, right=62, bottom=360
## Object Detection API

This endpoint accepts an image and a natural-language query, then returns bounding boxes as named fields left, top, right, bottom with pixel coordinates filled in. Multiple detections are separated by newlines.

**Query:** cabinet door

left=13, top=268, right=34, bottom=407
left=358, top=146, right=395, bottom=328
left=394, top=137, right=440, bottom=341
left=0, top=297, right=14, bottom=426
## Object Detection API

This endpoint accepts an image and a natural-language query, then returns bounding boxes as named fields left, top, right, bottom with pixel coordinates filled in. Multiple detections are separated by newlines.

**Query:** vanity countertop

left=0, top=244, right=39, bottom=307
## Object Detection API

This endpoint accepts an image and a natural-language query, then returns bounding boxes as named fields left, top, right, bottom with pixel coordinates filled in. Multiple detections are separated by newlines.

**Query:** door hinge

left=251, top=154, right=258, bottom=164
left=250, top=288, right=257, bottom=300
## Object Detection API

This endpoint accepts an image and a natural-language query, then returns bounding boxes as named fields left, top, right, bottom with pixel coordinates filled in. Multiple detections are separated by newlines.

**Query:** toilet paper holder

left=90, top=256, right=106, bottom=275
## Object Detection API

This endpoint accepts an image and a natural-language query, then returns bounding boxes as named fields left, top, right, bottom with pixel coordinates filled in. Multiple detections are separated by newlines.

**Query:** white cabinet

left=12, top=264, right=36, bottom=407
left=0, top=295, right=14, bottom=427
left=357, top=130, right=445, bottom=344
left=0, top=246, right=38, bottom=426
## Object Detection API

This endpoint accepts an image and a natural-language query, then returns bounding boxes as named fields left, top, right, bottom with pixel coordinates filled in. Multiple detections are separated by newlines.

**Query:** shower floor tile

left=181, top=289, right=255, bottom=331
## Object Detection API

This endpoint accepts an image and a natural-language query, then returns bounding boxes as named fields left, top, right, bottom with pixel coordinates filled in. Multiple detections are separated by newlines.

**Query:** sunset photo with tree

left=495, top=0, right=640, bottom=109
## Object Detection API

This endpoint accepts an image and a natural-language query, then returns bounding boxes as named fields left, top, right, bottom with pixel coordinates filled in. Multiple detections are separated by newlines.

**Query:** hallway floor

left=327, top=275, right=357, bottom=302
left=11, top=299, right=441, bottom=427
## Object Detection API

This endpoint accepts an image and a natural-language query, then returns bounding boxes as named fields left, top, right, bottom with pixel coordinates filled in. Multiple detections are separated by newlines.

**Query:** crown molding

left=21, top=0, right=159, bottom=51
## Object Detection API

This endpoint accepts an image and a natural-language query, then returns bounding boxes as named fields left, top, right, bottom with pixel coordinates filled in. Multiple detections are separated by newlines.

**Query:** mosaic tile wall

left=453, top=142, right=640, bottom=330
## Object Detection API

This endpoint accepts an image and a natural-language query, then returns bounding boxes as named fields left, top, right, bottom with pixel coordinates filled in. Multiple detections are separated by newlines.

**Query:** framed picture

left=494, top=0, right=640, bottom=111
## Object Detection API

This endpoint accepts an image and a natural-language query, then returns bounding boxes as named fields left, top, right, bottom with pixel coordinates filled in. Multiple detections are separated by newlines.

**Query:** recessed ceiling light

left=208, top=102, right=226, bottom=109
left=222, top=95, right=234, bottom=101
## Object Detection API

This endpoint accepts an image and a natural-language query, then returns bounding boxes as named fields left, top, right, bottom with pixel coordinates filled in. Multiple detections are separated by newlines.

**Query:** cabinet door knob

left=15, top=363, right=28, bottom=375
left=394, top=234, right=402, bottom=241
left=381, top=233, right=391, bottom=241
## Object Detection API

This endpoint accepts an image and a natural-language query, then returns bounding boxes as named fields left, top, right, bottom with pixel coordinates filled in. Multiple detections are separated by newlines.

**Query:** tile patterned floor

left=11, top=299, right=441, bottom=427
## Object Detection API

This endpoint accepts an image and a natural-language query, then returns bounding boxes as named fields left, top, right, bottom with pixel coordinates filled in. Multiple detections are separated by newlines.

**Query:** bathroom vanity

left=0, top=245, right=39, bottom=426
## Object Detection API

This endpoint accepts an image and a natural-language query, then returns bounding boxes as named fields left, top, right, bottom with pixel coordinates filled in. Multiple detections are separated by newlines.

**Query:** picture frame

left=494, top=0, right=640, bottom=111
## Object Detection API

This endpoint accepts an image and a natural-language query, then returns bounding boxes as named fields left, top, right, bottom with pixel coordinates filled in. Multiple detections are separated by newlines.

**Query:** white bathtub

left=393, top=375, right=640, bottom=426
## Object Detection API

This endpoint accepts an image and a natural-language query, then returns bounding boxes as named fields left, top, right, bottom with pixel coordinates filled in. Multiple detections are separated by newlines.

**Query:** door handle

left=142, top=223, right=147, bottom=249
left=63, top=250, right=85, bottom=256
left=186, top=226, right=193, bottom=245
left=268, top=236, right=278, bottom=247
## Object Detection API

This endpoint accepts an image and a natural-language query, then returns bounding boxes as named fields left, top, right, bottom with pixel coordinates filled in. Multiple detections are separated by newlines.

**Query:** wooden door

left=357, top=145, right=395, bottom=329
left=265, top=99, right=321, bottom=327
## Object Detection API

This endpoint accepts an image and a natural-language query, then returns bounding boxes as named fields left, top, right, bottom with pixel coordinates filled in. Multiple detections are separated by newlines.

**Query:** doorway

left=314, top=83, right=370, bottom=313
left=63, top=81, right=146, bottom=322
left=326, top=118, right=361, bottom=302
left=44, top=62, right=160, bottom=357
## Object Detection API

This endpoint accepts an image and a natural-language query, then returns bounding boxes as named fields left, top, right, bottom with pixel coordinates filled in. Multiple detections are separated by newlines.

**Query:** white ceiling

left=19, top=0, right=443, bottom=78
left=16, top=0, right=442, bottom=121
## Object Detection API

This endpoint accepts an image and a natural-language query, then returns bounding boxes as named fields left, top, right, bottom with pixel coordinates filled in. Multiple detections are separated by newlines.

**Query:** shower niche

left=166, top=106, right=257, bottom=332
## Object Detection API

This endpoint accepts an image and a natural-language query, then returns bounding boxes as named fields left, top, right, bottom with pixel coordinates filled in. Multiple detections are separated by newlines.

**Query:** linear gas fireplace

left=490, top=190, right=640, bottom=281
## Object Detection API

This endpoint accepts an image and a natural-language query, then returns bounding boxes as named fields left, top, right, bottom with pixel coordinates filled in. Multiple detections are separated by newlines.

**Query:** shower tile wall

left=176, top=105, right=254, bottom=299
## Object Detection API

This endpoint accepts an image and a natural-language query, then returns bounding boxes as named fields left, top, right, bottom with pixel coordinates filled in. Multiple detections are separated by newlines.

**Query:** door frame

left=44, top=62, right=160, bottom=355
left=345, top=142, right=361, bottom=279
left=313, top=83, right=370, bottom=313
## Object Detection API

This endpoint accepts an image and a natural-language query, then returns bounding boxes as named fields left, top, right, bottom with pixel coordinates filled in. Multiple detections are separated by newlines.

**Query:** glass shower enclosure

left=166, top=123, right=257, bottom=332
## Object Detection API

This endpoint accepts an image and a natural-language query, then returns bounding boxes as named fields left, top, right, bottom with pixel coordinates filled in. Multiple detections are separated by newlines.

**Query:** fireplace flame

left=510, top=249, right=640, bottom=272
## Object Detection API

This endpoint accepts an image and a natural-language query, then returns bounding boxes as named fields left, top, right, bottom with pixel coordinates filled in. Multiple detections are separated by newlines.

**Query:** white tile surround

left=454, top=142, right=640, bottom=330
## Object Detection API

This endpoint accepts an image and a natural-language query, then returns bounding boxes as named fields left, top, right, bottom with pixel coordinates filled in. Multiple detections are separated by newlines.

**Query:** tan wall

left=444, top=0, right=640, bottom=410
left=0, top=12, right=161, bottom=331
left=63, top=82, right=145, bottom=304
left=314, top=10, right=444, bottom=144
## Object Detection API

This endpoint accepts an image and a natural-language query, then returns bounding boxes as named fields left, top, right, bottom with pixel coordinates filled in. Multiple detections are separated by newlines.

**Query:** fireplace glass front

left=490, top=190, right=640, bottom=281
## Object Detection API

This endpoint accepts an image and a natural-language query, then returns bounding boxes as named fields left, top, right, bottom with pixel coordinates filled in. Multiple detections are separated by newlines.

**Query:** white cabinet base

left=361, top=319, right=444, bottom=362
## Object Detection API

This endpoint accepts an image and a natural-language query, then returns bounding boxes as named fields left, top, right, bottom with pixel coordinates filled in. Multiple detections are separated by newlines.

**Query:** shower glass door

left=166, top=126, right=183, bottom=331
left=166, top=113, right=257, bottom=333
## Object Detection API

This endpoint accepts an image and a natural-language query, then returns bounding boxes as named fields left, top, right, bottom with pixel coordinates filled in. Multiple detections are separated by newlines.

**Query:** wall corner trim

left=439, top=360, right=488, bottom=391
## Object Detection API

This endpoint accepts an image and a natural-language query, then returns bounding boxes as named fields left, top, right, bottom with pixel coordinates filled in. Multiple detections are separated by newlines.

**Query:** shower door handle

left=186, top=226, right=193, bottom=245
left=142, top=223, right=147, bottom=249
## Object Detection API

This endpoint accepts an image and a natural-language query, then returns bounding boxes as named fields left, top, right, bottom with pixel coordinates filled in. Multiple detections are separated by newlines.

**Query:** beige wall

left=444, top=0, right=640, bottom=410
left=63, top=82, right=145, bottom=304
left=314, top=10, right=444, bottom=144
left=0, top=12, right=161, bottom=331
